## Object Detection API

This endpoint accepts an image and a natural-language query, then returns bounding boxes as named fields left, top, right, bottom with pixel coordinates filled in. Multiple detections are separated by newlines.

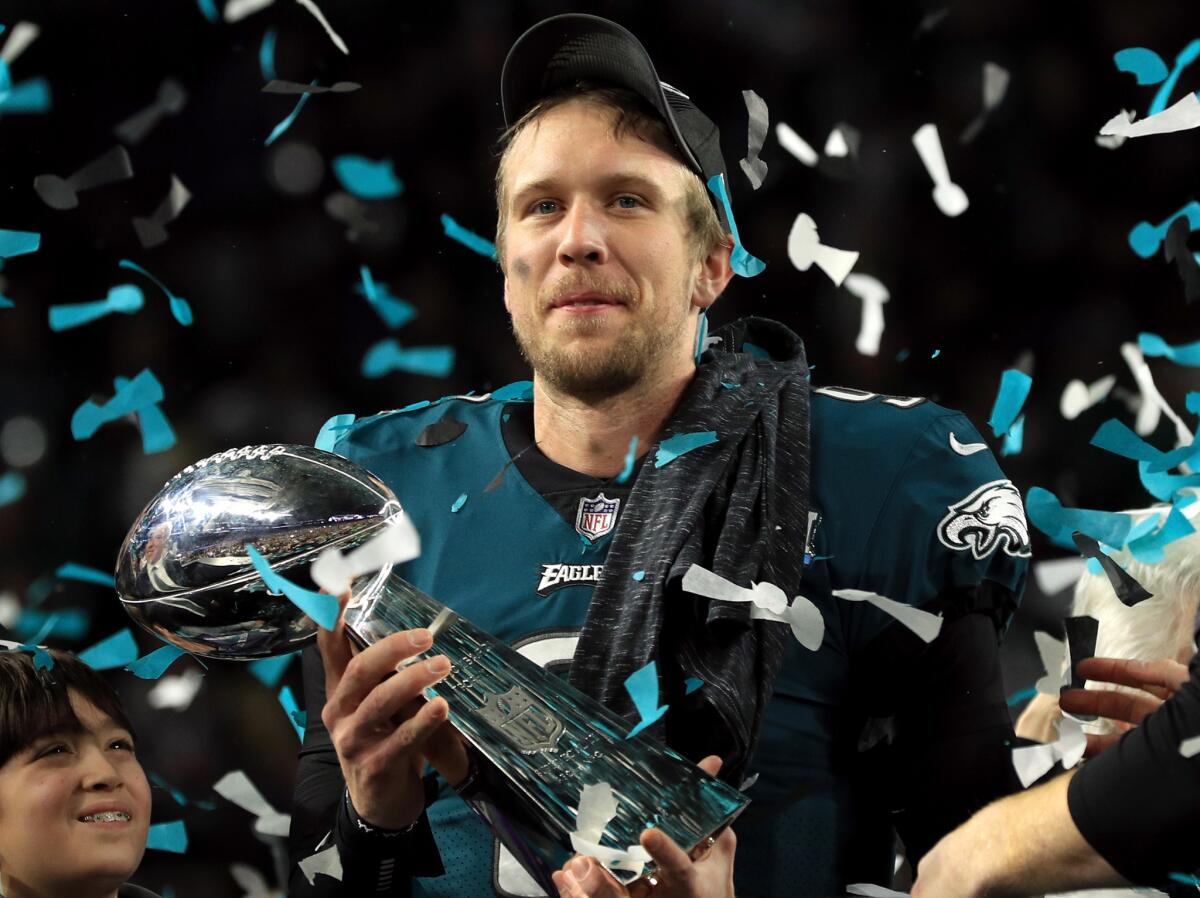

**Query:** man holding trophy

left=281, top=14, right=1031, bottom=898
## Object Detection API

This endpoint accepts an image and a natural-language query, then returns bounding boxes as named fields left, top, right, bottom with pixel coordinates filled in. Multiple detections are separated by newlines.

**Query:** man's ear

left=502, top=272, right=512, bottom=314
left=691, top=236, right=735, bottom=312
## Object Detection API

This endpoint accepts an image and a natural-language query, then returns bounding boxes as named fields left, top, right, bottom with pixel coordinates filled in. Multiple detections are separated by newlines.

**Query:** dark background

left=0, top=0, right=1197, bottom=893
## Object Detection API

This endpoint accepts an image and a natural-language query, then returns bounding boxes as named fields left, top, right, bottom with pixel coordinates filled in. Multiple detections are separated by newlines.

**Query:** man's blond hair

left=493, top=85, right=728, bottom=269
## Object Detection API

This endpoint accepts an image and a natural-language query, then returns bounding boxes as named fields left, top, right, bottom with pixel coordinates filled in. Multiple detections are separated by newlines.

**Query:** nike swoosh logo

left=949, top=432, right=987, bottom=456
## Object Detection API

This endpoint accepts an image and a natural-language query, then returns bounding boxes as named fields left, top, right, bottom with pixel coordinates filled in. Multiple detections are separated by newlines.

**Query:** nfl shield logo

left=575, top=493, right=620, bottom=540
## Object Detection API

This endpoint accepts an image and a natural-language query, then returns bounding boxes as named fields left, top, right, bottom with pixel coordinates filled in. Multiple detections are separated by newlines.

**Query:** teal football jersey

left=325, top=381, right=1030, bottom=898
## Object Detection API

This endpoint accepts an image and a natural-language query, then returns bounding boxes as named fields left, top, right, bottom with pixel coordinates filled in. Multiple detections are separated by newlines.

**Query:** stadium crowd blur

left=0, top=0, right=1198, bottom=894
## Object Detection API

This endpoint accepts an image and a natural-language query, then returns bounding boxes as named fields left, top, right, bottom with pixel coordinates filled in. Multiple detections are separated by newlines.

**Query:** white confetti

left=1181, top=735, right=1200, bottom=758
left=1096, top=112, right=1133, bottom=150
left=0, top=591, right=20, bottom=630
left=786, top=213, right=859, bottom=286
left=224, top=0, right=276, bottom=22
left=1100, top=93, right=1200, bottom=139
left=213, top=770, right=291, bottom=837
left=1059, top=374, right=1116, bottom=420
left=1032, top=557, right=1087, bottom=596
left=846, top=885, right=909, bottom=897
left=824, top=127, right=850, bottom=157
left=0, top=21, right=40, bottom=66
left=1121, top=342, right=1191, bottom=443
left=842, top=273, right=889, bottom=356
left=1033, top=630, right=1068, bottom=696
left=568, top=781, right=651, bottom=877
left=230, top=862, right=274, bottom=898
left=1012, top=715, right=1086, bottom=787
left=775, top=122, right=818, bottom=166
left=147, top=667, right=204, bottom=710
left=834, top=588, right=944, bottom=643
left=682, top=564, right=825, bottom=651
left=738, top=90, right=769, bottom=190
left=299, top=842, right=343, bottom=884
left=294, top=0, right=349, bottom=55
left=310, top=513, right=420, bottom=595
left=912, top=123, right=969, bottom=217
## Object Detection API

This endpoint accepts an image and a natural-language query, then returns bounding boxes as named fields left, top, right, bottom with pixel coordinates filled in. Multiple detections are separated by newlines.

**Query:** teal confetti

left=988, top=369, right=1032, bottom=438
left=118, top=260, right=192, bottom=326
left=195, top=0, right=218, bottom=22
left=579, top=533, right=595, bottom=555
left=1126, top=501, right=1195, bottom=563
left=931, top=349, right=941, bottom=359
left=71, top=369, right=165, bottom=441
left=78, top=628, right=139, bottom=670
left=315, top=413, right=355, bottom=453
left=245, top=543, right=339, bottom=630
left=333, top=155, right=404, bottom=199
left=1001, top=414, right=1024, bottom=457
left=126, top=645, right=187, bottom=680
left=1139, top=331, right=1200, bottom=366
left=684, top=677, right=704, bottom=695
left=0, top=228, right=40, bottom=259
left=624, top=661, right=670, bottom=739
left=1025, top=486, right=1132, bottom=551
left=1006, top=685, right=1037, bottom=707
left=148, top=771, right=189, bottom=806
left=896, top=349, right=910, bottom=362
left=440, top=214, right=497, bottom=260
left=720, top=382, right=740, bottom=390
left=450, top=493, right=467, bottom=513
left=0, top=295, right=12, bottom=309
left=116, top=377, right=175, bottom=454
left=361, top=339, right=455, bottom=379
left=278, top=684, right=305, bottom=741
left=654, top=431, right=718, bottom=468
left=356, top=266, right=416, bottom=329
left=0, top=470, right=25, bottom=506
left=49, top=284, right=144, bottom=331
left=249, top=652, right=296, bottom=688
left=742, top=342, right=770, bottom=360
left=265, top=83, right=314, bottom=146
left=1091, top=417, right=1200, bottom=474
left=1149, top=39, right=1200, bottom=116
left=1138, top=460, right=1200, bottom=501
left=1169, top=872, right=1200, bottom=886
left=0, top=77, right=51, bottom=115
left=1114, top=47, right=1169, bottom=85
left=55, top=563, right=115, bottom=588
left=492, top=381, right=534, bottom=401
left=146, top=819, right=188, bottom=853
left=705, top=173, right=765, bottom=278
left=693, top=311, right=708, bottom=365
left=631, top=570, right=646, bottom=581
left=1130, top=201, right=1200, bottom=258
left=259, top=28, right=277, bottom=82
left=13, top=608, right=89, bottom=641
left=616, top=436, right=638, bottom=484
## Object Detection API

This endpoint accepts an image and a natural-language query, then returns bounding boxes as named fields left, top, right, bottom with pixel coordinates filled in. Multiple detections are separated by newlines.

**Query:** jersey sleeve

left=287, top=646, right=444, bottom=895
left=1067, top=653, right=1200, bottom=886
left=844, top=410, right=1030, bottom=649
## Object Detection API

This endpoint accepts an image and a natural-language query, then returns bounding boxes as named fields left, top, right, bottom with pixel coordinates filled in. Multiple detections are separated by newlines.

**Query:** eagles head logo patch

left=937, top=479, right=1032, bottom=560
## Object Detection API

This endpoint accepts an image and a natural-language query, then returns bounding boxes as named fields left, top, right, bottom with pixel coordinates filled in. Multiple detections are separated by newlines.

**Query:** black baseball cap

left=500, top=13, right=731, bottom=230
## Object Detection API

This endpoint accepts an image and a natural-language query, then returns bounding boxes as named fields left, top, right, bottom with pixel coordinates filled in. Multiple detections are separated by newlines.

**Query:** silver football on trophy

left=115, top=444, right=402, bottom=659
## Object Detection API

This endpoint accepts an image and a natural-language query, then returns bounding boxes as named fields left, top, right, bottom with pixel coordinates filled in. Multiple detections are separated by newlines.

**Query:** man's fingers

left=324, top=628, right=433, bottom=720
left=640, top=828, right=692, bottom=880
left=1059, top=687, right=1161, bottom=725
left=1074, top=657, right=1189, bottom=699
left=422, top=714, right=471, bottom=786
left=697, top=754, right=723, bottom=778
left=556, top=856, right=626, bottom=898
left=339, top=655, right=451, bottom=749
left=317, top=590, right=354, bottom=701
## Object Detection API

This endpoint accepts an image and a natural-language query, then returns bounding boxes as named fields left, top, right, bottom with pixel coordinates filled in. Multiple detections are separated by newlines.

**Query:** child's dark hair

left=0, top=648, right=136, bottom=767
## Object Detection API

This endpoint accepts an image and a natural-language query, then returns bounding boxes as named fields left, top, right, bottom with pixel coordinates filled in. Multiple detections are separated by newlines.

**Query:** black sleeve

left=854, top=582, right=1024, bottom=867
left=1067, top=652, right=1200, bottom=886
left=287, top=645, right=445, bottom=896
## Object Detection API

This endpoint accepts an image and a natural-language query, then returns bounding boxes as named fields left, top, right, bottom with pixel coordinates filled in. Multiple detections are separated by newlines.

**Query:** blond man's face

left=500, top=100, right=709, bottom=401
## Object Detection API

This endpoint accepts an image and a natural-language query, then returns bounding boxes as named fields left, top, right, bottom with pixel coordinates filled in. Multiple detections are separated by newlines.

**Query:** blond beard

left=511, top=273, right=691, bottom=402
